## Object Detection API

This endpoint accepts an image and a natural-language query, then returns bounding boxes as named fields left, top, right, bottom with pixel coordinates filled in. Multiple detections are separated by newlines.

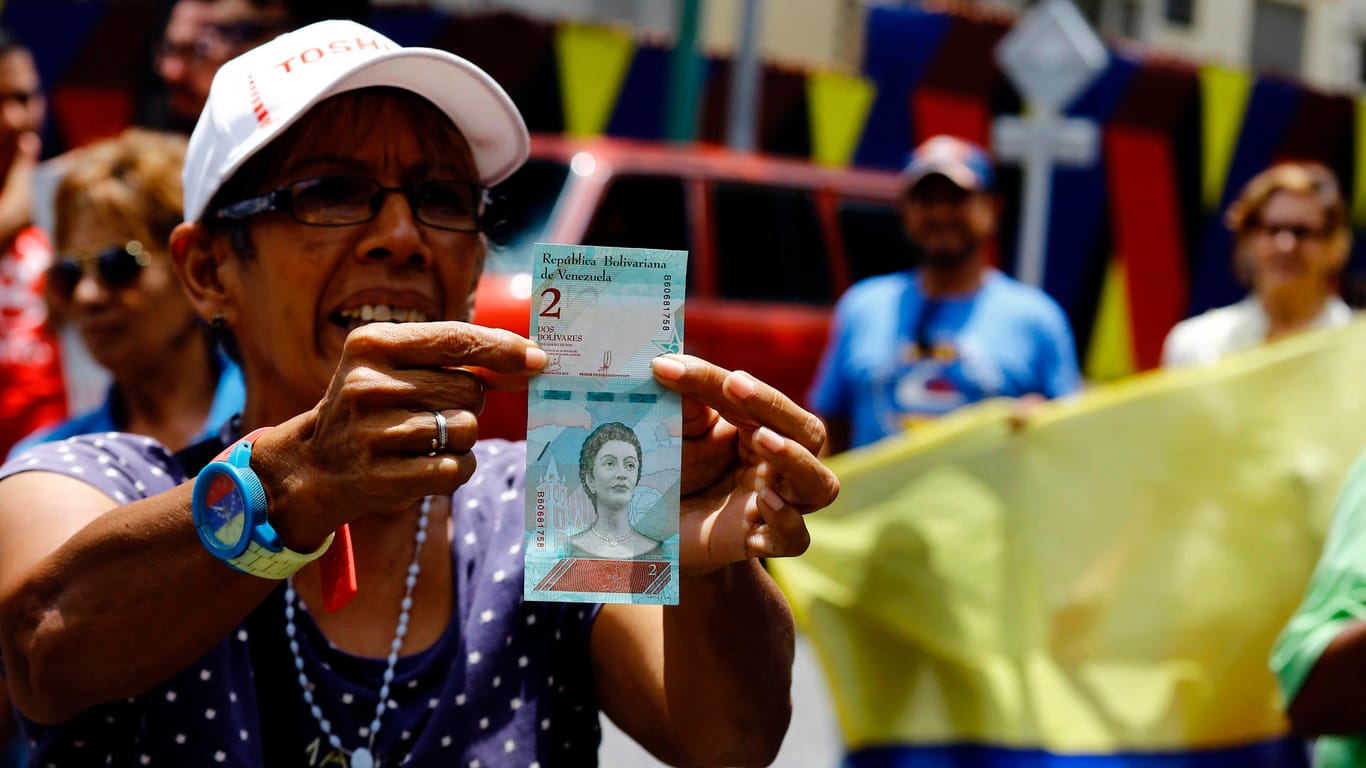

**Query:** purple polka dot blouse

left=0, top=433, right=603, bottom=767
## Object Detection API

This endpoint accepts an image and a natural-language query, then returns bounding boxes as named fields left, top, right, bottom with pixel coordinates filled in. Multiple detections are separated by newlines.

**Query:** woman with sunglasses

left=8, top=128, right=244, bottom=457
left=0, top=20, right=836, bottom=768
left=1162, top=162, right=1354, bottom=368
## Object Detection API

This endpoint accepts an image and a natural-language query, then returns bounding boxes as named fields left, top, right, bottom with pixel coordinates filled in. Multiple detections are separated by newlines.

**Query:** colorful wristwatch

left=192, top=427, right=333, bottom=579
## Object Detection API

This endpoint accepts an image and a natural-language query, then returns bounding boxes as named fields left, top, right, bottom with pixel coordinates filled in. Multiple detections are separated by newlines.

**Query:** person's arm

left=0, top=322, right=541, bottom=724
left=1039, top=301, right=1082, bottom=398
left=1286, top=620, right=1366, bottom=734
left=1270, top=456, right=1366, bottom=736
left=0, top=471, right=277, bottom=725
left=591, top=354, right=838, bottom=767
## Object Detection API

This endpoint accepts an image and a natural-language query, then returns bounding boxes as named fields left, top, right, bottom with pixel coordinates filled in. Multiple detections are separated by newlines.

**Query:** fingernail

left=525, top=346, right=547, bottom=370
left=652, top=355, right=686, bottom=380
left=725, top=372, right=757, bottom=399
left=756, top=426, right=785, bottom=452
left=759, top=486, right=784, bottom=512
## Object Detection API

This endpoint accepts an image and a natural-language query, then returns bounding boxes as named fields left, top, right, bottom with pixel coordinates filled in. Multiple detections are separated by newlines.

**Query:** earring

left=210, top=314, right=227, bottom=330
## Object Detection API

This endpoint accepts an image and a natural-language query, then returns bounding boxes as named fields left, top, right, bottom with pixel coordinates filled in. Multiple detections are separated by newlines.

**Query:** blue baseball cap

left=902, top=135, right=995, bottom=193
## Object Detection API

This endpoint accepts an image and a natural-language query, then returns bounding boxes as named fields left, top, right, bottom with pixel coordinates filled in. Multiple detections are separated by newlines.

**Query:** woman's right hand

left=251, top=321, right=545, bottom=550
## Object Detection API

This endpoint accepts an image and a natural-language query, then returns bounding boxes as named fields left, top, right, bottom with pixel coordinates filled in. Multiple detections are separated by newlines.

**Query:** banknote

left=523, top=243, right=686, bottom=605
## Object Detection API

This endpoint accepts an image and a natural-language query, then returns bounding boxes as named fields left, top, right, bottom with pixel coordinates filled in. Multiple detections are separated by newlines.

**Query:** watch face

left=201, top=470, right=248, bottom=552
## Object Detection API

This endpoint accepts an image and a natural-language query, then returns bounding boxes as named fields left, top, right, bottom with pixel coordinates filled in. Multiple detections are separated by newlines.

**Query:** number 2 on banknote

left=539, top=288, right=562, bottom=318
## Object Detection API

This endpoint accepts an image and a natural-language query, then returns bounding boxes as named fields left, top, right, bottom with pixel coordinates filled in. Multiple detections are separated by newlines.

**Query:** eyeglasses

left=1248, top=222, right=1332, bottom=242
left=158, top=20, right=290, bottom=67
left=212, top=176, right=498, bottom=233
left=46, top=241, right=155, bottom=299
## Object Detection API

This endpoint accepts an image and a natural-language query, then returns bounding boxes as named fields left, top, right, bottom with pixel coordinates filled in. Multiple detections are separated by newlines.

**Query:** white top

left=1161, top=295, right=1353, bottom=369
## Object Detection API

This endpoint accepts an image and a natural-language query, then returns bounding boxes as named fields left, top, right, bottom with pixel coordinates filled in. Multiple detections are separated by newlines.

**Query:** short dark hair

left=578, top=422, right=642, bottom=502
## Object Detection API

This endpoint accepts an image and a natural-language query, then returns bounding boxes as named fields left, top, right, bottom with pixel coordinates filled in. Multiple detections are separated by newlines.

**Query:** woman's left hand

left=651, top=354, right=838, bottom=575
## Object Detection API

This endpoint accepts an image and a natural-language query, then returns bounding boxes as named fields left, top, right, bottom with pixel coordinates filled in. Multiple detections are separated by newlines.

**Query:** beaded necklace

left=284, top=495, right=432, bottom=768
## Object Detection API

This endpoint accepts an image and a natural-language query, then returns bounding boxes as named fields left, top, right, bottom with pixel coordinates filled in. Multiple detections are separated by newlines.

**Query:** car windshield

left=487, top=159, right=570, bottom=275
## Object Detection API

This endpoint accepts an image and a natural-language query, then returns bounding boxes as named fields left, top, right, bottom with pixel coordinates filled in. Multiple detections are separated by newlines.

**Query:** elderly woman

left=9, top=129, right=243, bottom=456
left=0, top=20, right=835, bottom=768
left=1162, top=162, right=1353, bottom=367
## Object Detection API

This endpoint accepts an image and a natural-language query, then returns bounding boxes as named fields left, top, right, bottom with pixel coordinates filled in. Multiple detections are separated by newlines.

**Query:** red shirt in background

left=0, top=226, right=65, bottom=458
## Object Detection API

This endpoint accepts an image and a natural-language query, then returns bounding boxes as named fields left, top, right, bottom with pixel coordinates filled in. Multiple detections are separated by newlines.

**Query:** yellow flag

left=773, top=318, right=1366, bottom=752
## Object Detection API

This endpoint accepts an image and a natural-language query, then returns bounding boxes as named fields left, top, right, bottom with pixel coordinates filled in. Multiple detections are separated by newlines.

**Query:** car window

left=713, top=182, right=831, bottom=304
left=838, top=199, right=912, bottom=283
left=583, top=174, right=689, bottom=252
left=487, top=159, right=570, bottom=273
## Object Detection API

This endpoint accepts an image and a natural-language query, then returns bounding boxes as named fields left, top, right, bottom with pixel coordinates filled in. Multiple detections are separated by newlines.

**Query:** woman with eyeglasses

left=0, top=20, right=835, bottom=768
left=8, top=128, right=244, bottom=458
left=1162, top=162, right=1354, bottom=368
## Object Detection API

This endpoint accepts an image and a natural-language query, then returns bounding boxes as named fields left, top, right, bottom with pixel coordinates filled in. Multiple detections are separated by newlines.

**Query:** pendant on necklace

left=352, top=747, right=375, bottom=768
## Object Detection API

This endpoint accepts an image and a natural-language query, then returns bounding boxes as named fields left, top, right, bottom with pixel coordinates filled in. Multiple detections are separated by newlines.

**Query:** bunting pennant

left=1199, top=65, right=1251, bottom=212
left=555, top=22, right=635, bottom=137
left=807, top=71, right=876, bottom=168
left=1107, top=128, right=1188, bottom=371
left=1084, top=257, right=1136, bottom=381
left=605, top=44, right=670, bottom=140
left=855, top=6, right=952, bottom=169
left=1044, top=52, right=1139, bottom=357
left=1353, top=96, right=1366, bottom=227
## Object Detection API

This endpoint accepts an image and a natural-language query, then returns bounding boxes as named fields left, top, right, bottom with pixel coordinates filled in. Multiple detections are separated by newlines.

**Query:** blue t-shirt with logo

left=809, top=269, right=1080, bottom=449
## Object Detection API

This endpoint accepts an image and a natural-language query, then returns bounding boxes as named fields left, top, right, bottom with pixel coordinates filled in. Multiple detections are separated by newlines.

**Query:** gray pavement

left=597, top=632, right=843, bottom=767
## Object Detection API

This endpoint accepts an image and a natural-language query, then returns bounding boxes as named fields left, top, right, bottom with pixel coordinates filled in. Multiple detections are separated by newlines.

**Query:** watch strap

left=227, top=531, right=336, bottom=580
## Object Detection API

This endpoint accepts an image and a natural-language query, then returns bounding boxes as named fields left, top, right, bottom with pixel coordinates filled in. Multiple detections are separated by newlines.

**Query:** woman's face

left=1244, top=190, right=1344, bottom=301
left=587, top=439, right=639, bottom=509
left=56, top=212, right=197, bottom=379
left=218, top=97, right=485, bottom=413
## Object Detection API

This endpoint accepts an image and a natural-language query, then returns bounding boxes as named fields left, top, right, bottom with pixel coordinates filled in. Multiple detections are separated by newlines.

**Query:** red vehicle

left=475, top=135, right=907, bottom=439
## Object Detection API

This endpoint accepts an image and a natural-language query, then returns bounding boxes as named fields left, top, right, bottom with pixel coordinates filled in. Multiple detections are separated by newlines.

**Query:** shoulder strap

left=245, top=591, right=305, bottom=766
left=172, top=435, right=226, bottom=477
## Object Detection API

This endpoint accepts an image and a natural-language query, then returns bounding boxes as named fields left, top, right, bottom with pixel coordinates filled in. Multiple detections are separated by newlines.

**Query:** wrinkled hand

left=652, top=354, right=839, bottom=575
left=258, top=322, right=544, bottom=548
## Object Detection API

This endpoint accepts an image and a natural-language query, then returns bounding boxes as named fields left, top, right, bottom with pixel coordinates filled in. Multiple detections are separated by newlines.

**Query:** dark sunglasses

left=46, top=241, right=155, bottom=299
left=212, top=176, right=504, bottom=233
left=1248, top=221, right=1332, bottom=242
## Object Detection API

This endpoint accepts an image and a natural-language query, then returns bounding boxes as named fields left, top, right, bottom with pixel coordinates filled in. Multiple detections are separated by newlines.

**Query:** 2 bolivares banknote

left=522, top=243, right=686, bottom=605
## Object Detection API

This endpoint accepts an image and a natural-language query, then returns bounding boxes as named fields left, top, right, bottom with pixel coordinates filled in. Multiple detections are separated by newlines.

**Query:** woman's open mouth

left=331, top=303, right=432, bottom=332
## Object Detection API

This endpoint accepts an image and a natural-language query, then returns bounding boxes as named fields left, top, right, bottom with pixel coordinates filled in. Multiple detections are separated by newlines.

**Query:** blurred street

left=600, top=633, right=841, bottom=767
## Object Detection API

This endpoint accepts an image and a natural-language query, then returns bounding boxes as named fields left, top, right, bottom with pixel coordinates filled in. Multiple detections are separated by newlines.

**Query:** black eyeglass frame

left=47, top=240, right=156, bottom=298
left=210, top=176, right=504, bottom=233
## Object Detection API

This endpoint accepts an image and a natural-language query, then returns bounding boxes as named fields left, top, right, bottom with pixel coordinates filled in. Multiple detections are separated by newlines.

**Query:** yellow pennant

left=1199, top=65, right=1251, bottom=211
left=807, top=70, right=877, bottom=168
left=556, top=23, right=636, bottom=138
left=1084, top=257, right=1136, bottom=381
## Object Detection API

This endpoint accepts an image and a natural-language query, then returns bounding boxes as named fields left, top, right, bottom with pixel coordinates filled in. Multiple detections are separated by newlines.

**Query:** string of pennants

left=6, top=0, right=1363, bottom=378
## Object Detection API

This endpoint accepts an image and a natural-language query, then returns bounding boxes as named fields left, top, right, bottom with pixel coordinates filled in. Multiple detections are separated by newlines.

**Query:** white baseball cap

left=182, top=19, right=529, bottom=223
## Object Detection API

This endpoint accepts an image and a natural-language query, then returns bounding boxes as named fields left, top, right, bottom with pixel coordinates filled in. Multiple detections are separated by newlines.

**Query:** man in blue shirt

left=809, top=135, right=1081, bottom=452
